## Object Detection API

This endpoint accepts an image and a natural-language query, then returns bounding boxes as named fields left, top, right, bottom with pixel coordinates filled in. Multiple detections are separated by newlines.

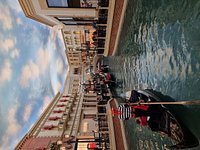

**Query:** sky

left=0, top=0, right=68, bottom=149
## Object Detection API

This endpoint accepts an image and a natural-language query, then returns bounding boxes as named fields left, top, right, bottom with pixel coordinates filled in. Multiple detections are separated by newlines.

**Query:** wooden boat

left=124, top=89, right=199, bottom=149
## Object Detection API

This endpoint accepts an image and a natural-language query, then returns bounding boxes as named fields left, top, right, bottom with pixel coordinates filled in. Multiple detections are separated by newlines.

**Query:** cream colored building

left=15, top=65, right=105, bottom=149
left=19, top=0, right=116, bottom=56
left=18, top=0, right=99, bottom=27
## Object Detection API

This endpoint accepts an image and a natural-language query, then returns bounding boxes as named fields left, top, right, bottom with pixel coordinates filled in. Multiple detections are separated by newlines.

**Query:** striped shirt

left=118, top=104, right=132, bottom=120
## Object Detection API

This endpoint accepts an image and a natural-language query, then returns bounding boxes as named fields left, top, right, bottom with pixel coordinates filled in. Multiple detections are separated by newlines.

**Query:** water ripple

left=108, top=0, right=200, bottom=149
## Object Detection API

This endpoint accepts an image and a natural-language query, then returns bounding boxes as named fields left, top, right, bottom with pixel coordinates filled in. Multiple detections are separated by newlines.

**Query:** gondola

left=124, top=89, right=199, bottom=149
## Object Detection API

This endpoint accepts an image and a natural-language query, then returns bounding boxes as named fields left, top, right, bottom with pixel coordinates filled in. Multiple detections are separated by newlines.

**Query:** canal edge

left=112, top=0, right=128, bottom=56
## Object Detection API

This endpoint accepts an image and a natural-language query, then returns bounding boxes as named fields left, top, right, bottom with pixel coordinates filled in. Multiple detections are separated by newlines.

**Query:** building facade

left=15, top=65, right=109, bottom=150
left=16, top=0, right=116, bottom=149
left=19, top=0, right=99, bottom=27
left=19, top=0, right=115, bottom=55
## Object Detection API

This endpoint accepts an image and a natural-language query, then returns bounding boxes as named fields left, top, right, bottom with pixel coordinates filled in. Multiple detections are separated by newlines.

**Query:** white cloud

left=7, top=0, right=22, bottom=13
left=10, top=48, right=20, bottom=58
left=56, top=58, right=64, bottom=75
left=0, top=38, right=15, bottom=53
left=19, top=48, right=51, bottom=88
left=48, top=26, right=65, bottom=51
left=16, top=18, right=22, bottom=25
left=6, top=106, right=21, bottom=135
left=0, top=59, right=12, bottom=84
left=37, top=48, right=51, bottom=71
left=54, top=81, right=62, bottom=94
left=20, top=60, right=40, bottom=88
left=0, top=4, right=12, bottom=30
left=48, top=30, right=57, bottom=50
left=0, top=38, right=20, bottom=59
left=39, top=96, right=52, bottom=115
left=0, top=136, right=9, bottom=150
left=0, top=105, right=21, bottom=150
left=23, top=104, right=32, bottom=122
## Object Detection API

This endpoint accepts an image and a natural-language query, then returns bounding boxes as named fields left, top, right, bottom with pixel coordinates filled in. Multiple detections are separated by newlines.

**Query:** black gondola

left=124, top=89, right=199, bottom=149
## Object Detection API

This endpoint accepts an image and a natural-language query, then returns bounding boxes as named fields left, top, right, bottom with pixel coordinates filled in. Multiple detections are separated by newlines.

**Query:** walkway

left=108, top=0, right=128, bottom=56
left=107, top=98, right=128, bottom=150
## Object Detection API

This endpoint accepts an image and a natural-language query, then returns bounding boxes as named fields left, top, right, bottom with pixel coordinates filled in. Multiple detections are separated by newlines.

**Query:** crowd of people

left=83, top=65, right=114, bottom=97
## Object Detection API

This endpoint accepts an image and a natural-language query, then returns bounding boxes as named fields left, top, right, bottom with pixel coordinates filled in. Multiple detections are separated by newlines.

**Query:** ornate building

left=19, top=0, right=114, bottom=55
left=15, top=62, right=110, bottom=149
left=16, top=0, right=118, bottom=149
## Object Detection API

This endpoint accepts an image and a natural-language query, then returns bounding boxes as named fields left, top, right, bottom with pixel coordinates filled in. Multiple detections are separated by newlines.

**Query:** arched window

left=53, top=110, right=64, bottom=113
left=73, top=31, right=81, bottom=34
left=62, top=95, right=69, bottom=98
left=59, top=99, right=67, bottom=102
left=43, top=125, right=56, bottom=130
left=57, top=104, right=66, bottom=107
left=48, top=116, right=60, bottom=121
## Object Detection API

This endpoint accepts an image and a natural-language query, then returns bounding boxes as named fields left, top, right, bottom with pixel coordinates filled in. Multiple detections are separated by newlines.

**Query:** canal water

left=105, top=0, right=200, bottom=149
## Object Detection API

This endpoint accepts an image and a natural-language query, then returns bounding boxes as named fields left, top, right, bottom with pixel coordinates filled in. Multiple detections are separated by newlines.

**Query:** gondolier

left=111, top=103, right=132, bottom=120
left=112, top=102, right=165, bottom=131
left=111, top=103, right=150, bottom=120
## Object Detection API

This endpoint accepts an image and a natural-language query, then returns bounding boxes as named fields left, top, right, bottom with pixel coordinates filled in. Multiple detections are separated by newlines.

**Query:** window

left=74, top=79, right=79, bottom=82
left=47, top=0, right=81, bottom=8
left=62, top=20, right=92, bottom=26
left=74, top=17, right=95, bottom=21
left=83, top=104, right=96, bottom=107
left=74, top=31, right=81, bottom=34
left=57, top=104, right=66, bottom=107
left=48, top=116, right=60, bottom=121
left=74, top=68, right=79, bottom=74
left=59, top=121, right=64, bottom=124
left=56, top=17, right=95, bottom=22
left=62, top=95, right=69, bottom=98
left=80, top=0, right=98, bottom=8
left=68, top=48, right=73, bottom=51
left=65, top=36, right=72, bottom=40
left=58, top=18, right=93, bottom=26
left=59, top=99, right=67, bottom=102
left=57, top=17, right=73, bottom=21
left=43, top=125, right=56, bottom=130
left=53, top=110, right=64, bottom=113
left=64, top=31, right=71, bottom=34
left=83, top=114, right=96, bottom=119
left=75, top=39, right=81, bottom=42
left=47, top=0, right=98, bottom=8
left=62, top=21, right=77, bottom=25
left=83, top=99, right=96, bottom=102
left=66, top=41, right=72, bottom=45
left=47, top=0, right=68, bottom=7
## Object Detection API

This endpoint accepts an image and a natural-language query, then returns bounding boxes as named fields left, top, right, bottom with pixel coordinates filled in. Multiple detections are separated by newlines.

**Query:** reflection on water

left=105, top=0, right=200, bottom=149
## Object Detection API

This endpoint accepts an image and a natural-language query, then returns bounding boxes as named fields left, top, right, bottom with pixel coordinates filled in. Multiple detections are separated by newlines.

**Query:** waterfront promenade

left=104, top=0, right=128, bottom=56
left=107, top=98, right=128, bottom=150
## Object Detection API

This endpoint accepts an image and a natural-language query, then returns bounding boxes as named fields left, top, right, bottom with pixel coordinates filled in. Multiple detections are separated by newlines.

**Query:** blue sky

left=0, top=0, right=68, bottom=149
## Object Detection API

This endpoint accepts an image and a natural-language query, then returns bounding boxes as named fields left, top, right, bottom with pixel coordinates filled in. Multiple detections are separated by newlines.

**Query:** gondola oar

left=129, top=100, right=200, bottom=105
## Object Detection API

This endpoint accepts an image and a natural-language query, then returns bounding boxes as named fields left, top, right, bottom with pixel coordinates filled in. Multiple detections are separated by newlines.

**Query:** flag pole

left=129, top=100, right=200, bottom=105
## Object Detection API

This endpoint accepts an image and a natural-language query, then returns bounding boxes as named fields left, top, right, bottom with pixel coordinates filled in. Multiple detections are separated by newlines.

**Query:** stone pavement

left=108, top=0, right=128, bottom=56
left=107, top=98, right=128, bottom=150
